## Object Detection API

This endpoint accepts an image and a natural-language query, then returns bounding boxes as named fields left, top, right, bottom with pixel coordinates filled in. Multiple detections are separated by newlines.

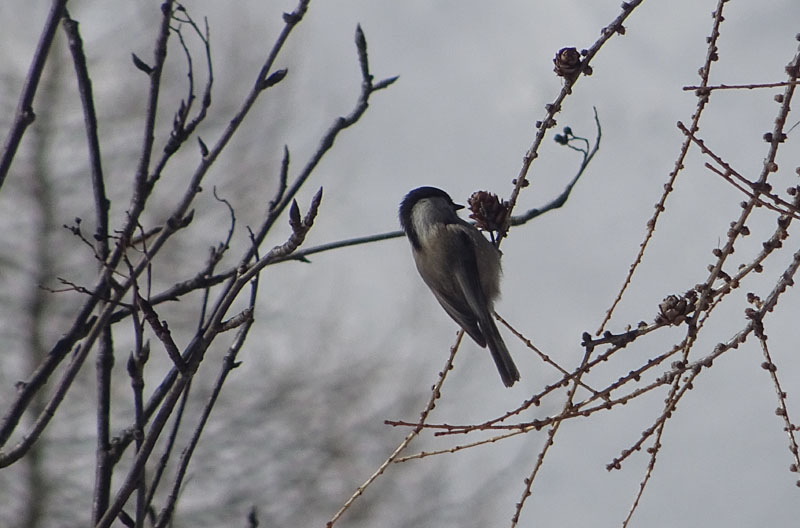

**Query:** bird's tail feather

left=483, top=319, right=520, bottom=388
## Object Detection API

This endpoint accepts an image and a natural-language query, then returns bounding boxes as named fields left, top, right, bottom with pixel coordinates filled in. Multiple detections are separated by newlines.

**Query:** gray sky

left=2, top=1, right=800, bottom=526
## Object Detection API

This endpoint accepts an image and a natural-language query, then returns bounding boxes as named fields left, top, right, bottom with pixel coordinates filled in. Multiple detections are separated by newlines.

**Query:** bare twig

left=136, top=294, right=188, bottom=373
left=277, top=230, right=404, bottom=263
left=98, top=186, right=324, bottom=527
left=677, top=121, right=800, bottom=218
left=494, top=312, right=601, bottom=397
left=92, top=328, right=115, bottom=524
left=245, top=23, right=398, bottom=266
left=62, top=11, right=110, bottom=260
left=268, top=145, right=290, bottom=212
left=756, top=334, right=800, bottom=473
left=124, top=0, right=176, bottom=244
left=105, top=5, right=367, bottom=469
left=683, top=80, right=800, bottom=91
left=501, top=0, right=644, bottom=245
left=0, top=300, right=95, bottom=453
left=144, top=377, right=191, bottom=521
left=596, top=0, right=729, bottom=334
left=61, top=14, right=117, bottom=522
left=154, top=279, right=256, bottom=528
left=272, top=109, right=600, bottom=265
left=394, top=426, right=533, bottom=463
left=162, top=5, right=213, bottom=158
left=511, top=348, right=593, bottom=526
left=326, top=332, right=463, bottom=527
left=620, top=417, right=666, bottom=527
left=125, top=304, right=148, bottom=528
left=510, top=108, right=602, bottom=225
left=0, top=0, right=68, bottom=188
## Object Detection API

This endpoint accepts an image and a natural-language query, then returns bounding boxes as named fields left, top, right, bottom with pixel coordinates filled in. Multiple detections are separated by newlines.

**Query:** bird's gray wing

left=427, top=227, right=490, bottom=347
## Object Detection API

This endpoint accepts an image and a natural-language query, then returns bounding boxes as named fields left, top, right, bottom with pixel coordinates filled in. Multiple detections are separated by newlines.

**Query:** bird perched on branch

left=399, top=186, right=520, bottom=387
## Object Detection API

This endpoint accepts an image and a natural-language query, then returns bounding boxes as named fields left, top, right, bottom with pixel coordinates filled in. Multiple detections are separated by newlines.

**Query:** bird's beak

left=454, top=202, right=465, bottom=210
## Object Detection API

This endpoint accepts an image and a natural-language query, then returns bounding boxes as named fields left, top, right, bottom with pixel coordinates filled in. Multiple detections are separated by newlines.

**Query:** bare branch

left=511, top=348, right=593, bottom=526
left=136, top=294, right=188, bottom=374
left=62, top=11, right=110, bottom=260
left=246, top=23, right=398, bottom=266
left=271, top=111, right=599, bottom=265
left=268, top=145, right=290, bottom=212
left=0, top=300, right=97, bottom=457
left=154, top=280, right=256, bottom=528
left=596, top=0, right=730, bottom=334
left=757, top=334, right=800, bottom=473
left=510, top=108, right=601, bottom=226
left=162, top=7, right=213, bottom=157
left=501, top=0, right=644, bottom=244
left=326, top=332, right=464, bottom=527
left=677, top=121, right=800, bottom=218
left=0, top=0, right=68, bottom=188
left=683, top=80, right=800, bottom=92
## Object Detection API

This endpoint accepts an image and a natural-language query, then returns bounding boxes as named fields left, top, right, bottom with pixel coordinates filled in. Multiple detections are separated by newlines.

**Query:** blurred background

left=1, top=1, right=800, bottom=526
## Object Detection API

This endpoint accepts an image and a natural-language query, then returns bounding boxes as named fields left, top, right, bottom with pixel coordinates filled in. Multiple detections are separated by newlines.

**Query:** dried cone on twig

left=553, top=47, right=591, bottom=78
left=468, top=191, right=509, bottom=234
left=655, top=290, right=698, bottom=326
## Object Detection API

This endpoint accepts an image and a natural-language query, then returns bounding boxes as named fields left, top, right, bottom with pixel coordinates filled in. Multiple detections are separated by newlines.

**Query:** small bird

left=399, top=186, right=520, bottom=387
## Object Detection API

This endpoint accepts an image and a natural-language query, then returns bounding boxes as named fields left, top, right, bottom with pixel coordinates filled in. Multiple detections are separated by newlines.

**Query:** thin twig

left=596, top=0, right=729, bottom=334
left=326, top=332, right=463, bottom=527
left=154, top=281, right=256, bottom=528
left=0, top=3, right=180, bottom=462
left=494, top=312, right=601, bottom=397
left=125, top=298, right=148, bottom=528
left=136, top=294, right=188, bottom=373
left=501, top=0, right=643, bottom=245
left=394, top=426, right=532, bottom=463
left=756, top=334, right=800, bottom=473
left=62, top=11, right=110, bottom=260
left=677, top=121, right=800, bottom=218
left=144, top=377, right=191, bottom=520
left=62, top=15, right=115, bottom=515
left=683, top=80, right=799, bottom=91
left=510, top=108, right=602, bottom=225
left=244, top=24, right=398, bottom=267
left=0, top=299, right=96, bottom=453
left=511, top=347, right=592, bottom=526
left=98, top=188, right=324, bottom=527
left=0, top=0, right=68, bottom=188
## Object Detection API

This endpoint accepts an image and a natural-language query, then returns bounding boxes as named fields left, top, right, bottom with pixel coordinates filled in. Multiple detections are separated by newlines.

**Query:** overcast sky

left=2, top=1, right=800, bottom=527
